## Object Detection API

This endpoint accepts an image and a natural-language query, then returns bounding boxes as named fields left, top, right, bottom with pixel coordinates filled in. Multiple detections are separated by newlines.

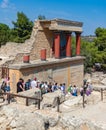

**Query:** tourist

left=88, top=82, right=93, bottom=92
left=80, top=87, right=84, bottom=96
left=3, top=77, right=11, bottom=102
left=31, top=77, right=38, bottom=88
left=58, top=83, right=62, bottom=90
left=71, top=85, right=78, bottom=96
left=47, top=82, right=52, bottom=92
left=39, top=81, right=44, bottom=89
left=21, top=79, right=25, bottom=89
left=52, top=82, right=58, bottom=92
left=44, top=81, right=48, bottom=93
left=61, top=83, right=66, bottom=94
left=1, top=81, right=7, bottom=92
left=67, top=84, right=73, bottom=94
left=17, top=78, right=24, bottom=93
left=83, top=79, right=87, bottom=85
left=37, top=80, right=40, bottom=88
left=5, top=77, right=11, bottom=92
left=0, top=81, right=8, bottom=102
left=85, top=82, right=93, bottom=96
left=25, top=79, right=31, bottom=90
left=40, top=81, right=46, bottom=94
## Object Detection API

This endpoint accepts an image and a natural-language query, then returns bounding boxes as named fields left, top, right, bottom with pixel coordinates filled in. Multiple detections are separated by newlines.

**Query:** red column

left=54, top=33, right=60, bottom=59
left=41, top=48, right=46, bottom=61
left=23, top=55, right=30, bottom=63
left=76, top=32, right=81, bottom=56
left=66, top=33, right=72, bottom=57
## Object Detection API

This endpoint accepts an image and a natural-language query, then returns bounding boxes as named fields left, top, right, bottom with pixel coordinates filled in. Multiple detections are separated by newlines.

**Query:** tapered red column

left=54, top=33, right=60, bottom=59
left=41, top=48, right=46, bottom=61
left=23, top=55, right=30, bottom=63
left=76, top=32, right=81, bottom=55
left=66, top=33, right=72, bottom=57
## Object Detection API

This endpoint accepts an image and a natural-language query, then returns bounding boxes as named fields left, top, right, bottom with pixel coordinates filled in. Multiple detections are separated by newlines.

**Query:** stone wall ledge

left=9, top=56, right=85, bottom=70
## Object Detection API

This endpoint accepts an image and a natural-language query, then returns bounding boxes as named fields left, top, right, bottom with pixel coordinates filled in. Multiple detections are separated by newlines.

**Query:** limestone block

left=101, top=78, right=106, bottom=85
left=16, top=88, right=41, bottom=105
left=42, top=90, right=65, bottom=108
left=60, top=96, right=82, bottom=112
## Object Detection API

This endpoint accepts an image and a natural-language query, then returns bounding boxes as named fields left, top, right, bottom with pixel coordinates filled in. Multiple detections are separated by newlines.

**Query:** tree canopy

left=94, top=27, right=106, bottom=65
left=95, top=27, right=106, bottom=51
left=81, top=27, right=106, bottom=73
left=10, top=12, right=33, bottom=43
left=38, top=15, right=46, bottom=20
left=0, top=23, right=10, bottom=46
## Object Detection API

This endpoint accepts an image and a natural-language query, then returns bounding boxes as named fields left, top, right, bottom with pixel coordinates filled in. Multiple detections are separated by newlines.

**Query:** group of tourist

left=16, top=77, right=93, bottom=97
left=67, top=85, right=78, bottom=96
left=16, top=77, right=66, bottom=95
left=81, top=80, right=93, bottom=96
left=0, top=76, right=93, bottom=105
left=67, top=80, right=93, bottom=96
left=0, top=76, right=93, bottom=99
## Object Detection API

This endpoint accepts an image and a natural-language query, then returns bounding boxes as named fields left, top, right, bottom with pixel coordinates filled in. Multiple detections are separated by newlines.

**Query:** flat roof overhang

left=49, top=25, right=83, bottom=32
left=9, top=56, right=85, bottom=70
left=39, top=18, right=83, bottom=32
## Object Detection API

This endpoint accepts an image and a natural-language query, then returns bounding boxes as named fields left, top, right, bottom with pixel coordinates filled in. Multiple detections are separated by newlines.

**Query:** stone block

left=16, top=88, right=41, bottom=105
left=42, top=90, right=65, bottom=109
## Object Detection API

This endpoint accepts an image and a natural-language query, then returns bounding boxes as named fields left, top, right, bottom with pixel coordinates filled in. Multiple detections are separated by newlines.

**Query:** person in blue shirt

left=25, top=79, right=31, bottom=90
left=61, top=83, right=66, bottom=94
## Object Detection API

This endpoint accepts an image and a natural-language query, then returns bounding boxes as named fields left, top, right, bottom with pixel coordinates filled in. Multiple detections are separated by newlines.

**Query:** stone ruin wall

left=0, top=21, right=53, bottom=65
left=0, top=21, right=54, bottom=79
left=30, top=28, right=53, bottom=61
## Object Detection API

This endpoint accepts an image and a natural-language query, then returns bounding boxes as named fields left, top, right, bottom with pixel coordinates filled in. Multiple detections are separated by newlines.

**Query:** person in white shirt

left=31, top=78, right=37, bottom=89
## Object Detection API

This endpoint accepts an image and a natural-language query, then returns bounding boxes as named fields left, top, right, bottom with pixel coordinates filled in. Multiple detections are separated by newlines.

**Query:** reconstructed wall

left=30, top=28, right=53, bottom=61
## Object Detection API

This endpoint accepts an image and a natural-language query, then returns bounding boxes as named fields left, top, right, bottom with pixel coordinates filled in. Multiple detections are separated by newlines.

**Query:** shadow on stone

left=44, top=122, right=49, bottom=130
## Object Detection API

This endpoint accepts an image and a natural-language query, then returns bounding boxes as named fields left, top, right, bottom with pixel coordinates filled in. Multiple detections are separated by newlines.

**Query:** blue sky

left=0, top=0, right=106, bottom=35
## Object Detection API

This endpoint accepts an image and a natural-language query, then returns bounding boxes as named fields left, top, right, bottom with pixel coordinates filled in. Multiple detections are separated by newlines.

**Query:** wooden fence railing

left=0, top=92, right=41, bottom=109
left=0, top=92, right=60, bottom=112
left=82, top=88, right=105, bottom=108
